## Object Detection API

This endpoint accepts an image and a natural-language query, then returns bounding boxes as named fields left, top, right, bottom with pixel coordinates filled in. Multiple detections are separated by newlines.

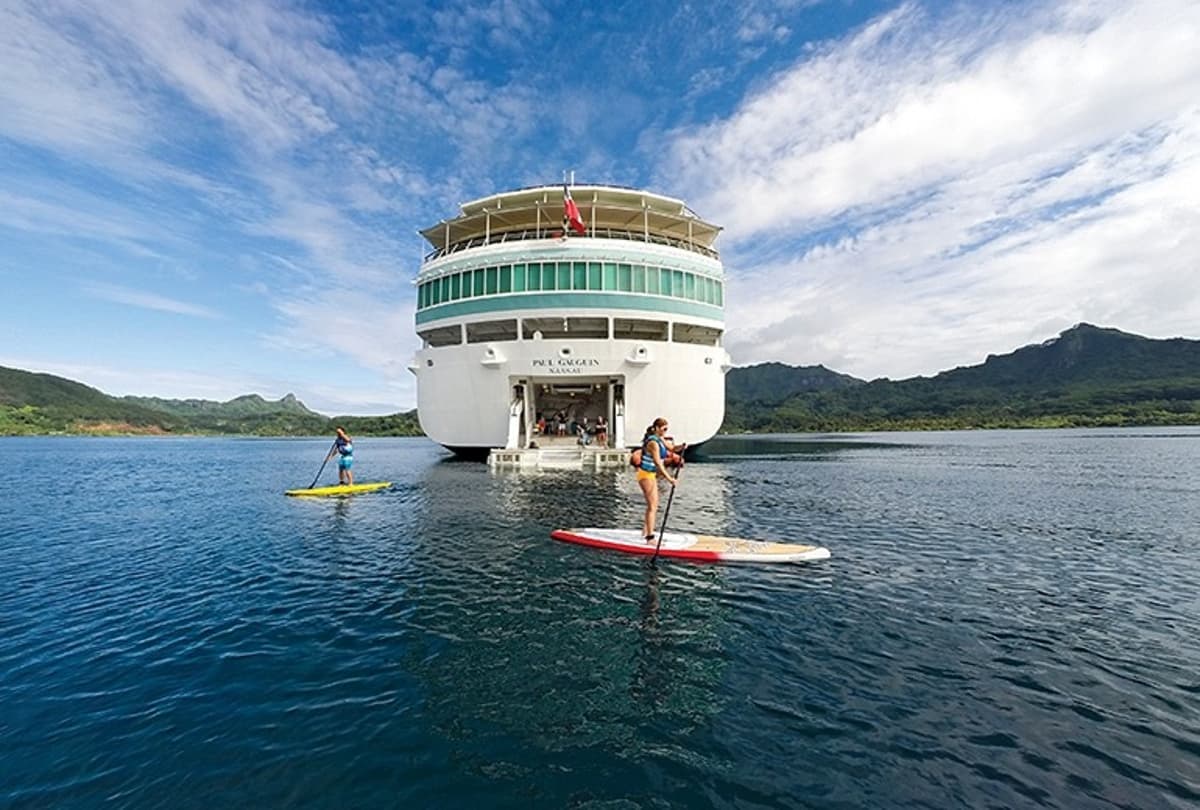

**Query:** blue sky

left=1, top=0, right=1197, bottom=415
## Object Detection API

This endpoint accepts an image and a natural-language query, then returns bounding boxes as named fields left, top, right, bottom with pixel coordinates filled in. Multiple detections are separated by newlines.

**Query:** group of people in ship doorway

left=534, top=411, right=608, bottom=446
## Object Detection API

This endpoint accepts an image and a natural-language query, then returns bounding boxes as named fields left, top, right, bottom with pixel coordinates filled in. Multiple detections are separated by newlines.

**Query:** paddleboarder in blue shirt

left=327, top=426, right=354, bottom=486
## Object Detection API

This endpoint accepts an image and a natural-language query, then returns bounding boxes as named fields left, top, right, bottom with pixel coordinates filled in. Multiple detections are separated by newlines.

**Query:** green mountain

left=0, top=367, right=183, bottom=434
left=722, top=324, right=1200, bottom=432
left=124, top=392, right=319, bottom=418
left=726, top=362, right=862, bottom=406
left=0, top=366, right=421, bottom=436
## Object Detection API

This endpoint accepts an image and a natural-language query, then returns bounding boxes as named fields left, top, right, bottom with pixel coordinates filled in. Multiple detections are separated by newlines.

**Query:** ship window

left=512, top=264, right=526, bottom=292
left=418, top=283, right=427, bottom=309
left=598, top=262, right=612, bottom=290
left=419, top=324, right=461, bottom=347
left=573, top=262, right=587, bottom=291
left=431, top=279, right=442, bottom=305
left=469, top=268, right=481, bottom=296
left=563, top=317, right=607, bottom=338
left=486, top=267, right=498, bottom=295
left=715, top=281, right=723, bottom=306
left=672, top=270, right=685, bottom=299
left=446, top=273, right=459, bottom=300
left=557, top=262, right=571, bottom=291
left=527, top=263, right=542, bottom=291
left=659, top=268, right=672, bottom=296
left=673, top=323, right=723, bottom=346
left=613, top=318, right=668, bottom=341
left=618, top=263, right=632, bottom=291
left=632, top=265, right=646, bottom=293
left=542, top=264, right=556, bottom=291
left=587, top=262, right=602, bottom=290
left=522, top=317, right=568, bottom=339
left=466, top=319, right=517, bottom=343
left=499, top=265, right=512, bottom=293
left=685, top=272, right=696, bottom=300
left=647, top=267, right=660, bottom=295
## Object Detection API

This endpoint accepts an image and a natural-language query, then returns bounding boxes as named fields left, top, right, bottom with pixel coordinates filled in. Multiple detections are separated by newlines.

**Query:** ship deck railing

left=424, top=227, right=719, bottom=264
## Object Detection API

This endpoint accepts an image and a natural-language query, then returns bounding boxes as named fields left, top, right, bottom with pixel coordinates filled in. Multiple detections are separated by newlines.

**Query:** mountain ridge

left=3, top=323, right=1198, bottom=435
left=722, top=323, right=1200, bottom=431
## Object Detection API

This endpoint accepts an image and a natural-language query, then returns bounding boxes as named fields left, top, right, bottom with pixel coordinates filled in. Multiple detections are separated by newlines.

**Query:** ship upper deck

left=419, top=184, right=722, bottom=262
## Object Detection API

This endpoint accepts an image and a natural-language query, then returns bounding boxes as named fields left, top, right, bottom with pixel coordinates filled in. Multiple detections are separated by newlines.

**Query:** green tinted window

left=473, top=269, right=485, bottom=296
left=588, top=262, right=602, bottom=290
left=673, top=270, right=685, bottom=298
left=512, top=264, right=526, bottom=292
left=617, top=263, right=632, bottom=291
left=646, top=266, right=660, bottom=295
left=573, top=262, right=587, bottom=291
left=660, top=268, right=672, bottom=296
left=543, top=264, right=557, bottom=291
left=450, top=273, right=462, bottom=300
left=527, top=263, right=541, bottom=291
left=431, top=279, right=441, bottom=305
left=557, top=262, right=571, bottom=290
left=632, top=265, right=646, bottom=293
left=442, top=277, right=452, bottom=303
left=715, top=281, right=723, bottom=306
left=486, top=267, right=498, bottom=295
left=418, top=283, right=426, bottom=309
left=499, top=265, right=512, bottom=293
left=685, top=272, right=696, bottom=300
left=603, top=262, right=617, bottom=290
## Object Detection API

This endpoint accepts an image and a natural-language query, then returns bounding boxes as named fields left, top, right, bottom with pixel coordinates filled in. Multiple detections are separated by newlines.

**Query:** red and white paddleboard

left=550, top=528, right=830, bottom=564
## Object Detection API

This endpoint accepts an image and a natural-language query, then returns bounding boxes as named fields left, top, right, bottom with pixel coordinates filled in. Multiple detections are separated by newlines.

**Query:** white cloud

left=83, top=282, right=224, bottom=319
left=664, top=0, right=1200, bottom=379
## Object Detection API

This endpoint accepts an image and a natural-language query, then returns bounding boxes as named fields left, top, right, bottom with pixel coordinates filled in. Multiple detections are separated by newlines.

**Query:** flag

left=563, top=184, right=586, bottom=235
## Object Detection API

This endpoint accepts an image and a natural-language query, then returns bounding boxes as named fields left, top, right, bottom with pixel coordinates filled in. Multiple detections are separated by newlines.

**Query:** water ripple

left=2, top=431, right=1200, bottom=807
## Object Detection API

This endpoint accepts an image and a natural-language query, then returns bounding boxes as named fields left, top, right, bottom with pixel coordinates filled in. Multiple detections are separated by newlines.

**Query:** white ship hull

left=412, top=186, right=730, bottom=456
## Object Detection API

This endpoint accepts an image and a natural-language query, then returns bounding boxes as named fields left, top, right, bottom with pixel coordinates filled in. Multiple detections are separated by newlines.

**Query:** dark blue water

left=2, top=429, right=1199, bottom=808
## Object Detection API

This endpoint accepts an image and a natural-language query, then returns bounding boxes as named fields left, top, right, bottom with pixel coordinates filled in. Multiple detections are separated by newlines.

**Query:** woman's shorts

left=338, top=456, right=354, bottom=470
left=636, top=469, right=656, bottom=481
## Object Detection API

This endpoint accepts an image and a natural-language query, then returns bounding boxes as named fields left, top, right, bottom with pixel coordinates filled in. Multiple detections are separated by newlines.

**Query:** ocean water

left=2, top=429, right=1199, bottom=808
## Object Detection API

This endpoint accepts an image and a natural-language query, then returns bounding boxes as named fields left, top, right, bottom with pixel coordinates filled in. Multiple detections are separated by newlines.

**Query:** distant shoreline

left=6, top=414, right=1199, bottom=439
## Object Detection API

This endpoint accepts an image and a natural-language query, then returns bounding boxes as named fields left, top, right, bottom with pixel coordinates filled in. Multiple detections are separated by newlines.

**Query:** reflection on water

left=2, top=430, right=1199, bottom=808
left=698, top=432, right=923, bottom=459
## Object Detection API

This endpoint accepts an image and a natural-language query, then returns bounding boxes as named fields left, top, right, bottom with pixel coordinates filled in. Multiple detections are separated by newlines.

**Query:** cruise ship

left=410, top=183, right=731, bottom=463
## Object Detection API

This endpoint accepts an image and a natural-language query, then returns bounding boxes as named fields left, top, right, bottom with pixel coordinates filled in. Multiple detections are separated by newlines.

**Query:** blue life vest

left=639, top=434, right=668, bottom=472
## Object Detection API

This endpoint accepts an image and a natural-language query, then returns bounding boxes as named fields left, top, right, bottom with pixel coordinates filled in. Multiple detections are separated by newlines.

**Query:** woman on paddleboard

left=637, top=417, right=684, bottom=541
left=327, top=426, right=354, bottom=486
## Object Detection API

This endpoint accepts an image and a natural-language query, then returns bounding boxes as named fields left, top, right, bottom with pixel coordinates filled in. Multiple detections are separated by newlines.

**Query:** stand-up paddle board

left=550, top=528, right=830, bottom=563
left=286, top=481, right=391, bottom=497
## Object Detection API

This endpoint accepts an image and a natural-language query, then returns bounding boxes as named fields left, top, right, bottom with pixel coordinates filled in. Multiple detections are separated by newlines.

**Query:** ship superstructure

left=411, top=184, right=730, bottom=462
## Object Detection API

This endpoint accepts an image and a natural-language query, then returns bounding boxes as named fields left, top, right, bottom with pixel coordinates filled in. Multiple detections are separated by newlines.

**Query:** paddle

left=651, top=456, right=684, bottom=563
left=308, top=440, right=338, bottom=489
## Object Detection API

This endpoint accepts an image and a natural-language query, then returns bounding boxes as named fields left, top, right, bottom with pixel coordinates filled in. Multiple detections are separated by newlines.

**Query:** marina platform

left=487, top=436, right=627, bottom=470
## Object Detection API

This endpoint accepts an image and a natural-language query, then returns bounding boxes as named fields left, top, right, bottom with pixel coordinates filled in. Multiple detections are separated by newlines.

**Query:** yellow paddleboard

left=286, top=481, right=391, bottom=497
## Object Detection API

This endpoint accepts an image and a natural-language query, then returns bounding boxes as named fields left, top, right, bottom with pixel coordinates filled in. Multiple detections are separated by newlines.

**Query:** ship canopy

left=418, top=184, right=722, bottom=257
